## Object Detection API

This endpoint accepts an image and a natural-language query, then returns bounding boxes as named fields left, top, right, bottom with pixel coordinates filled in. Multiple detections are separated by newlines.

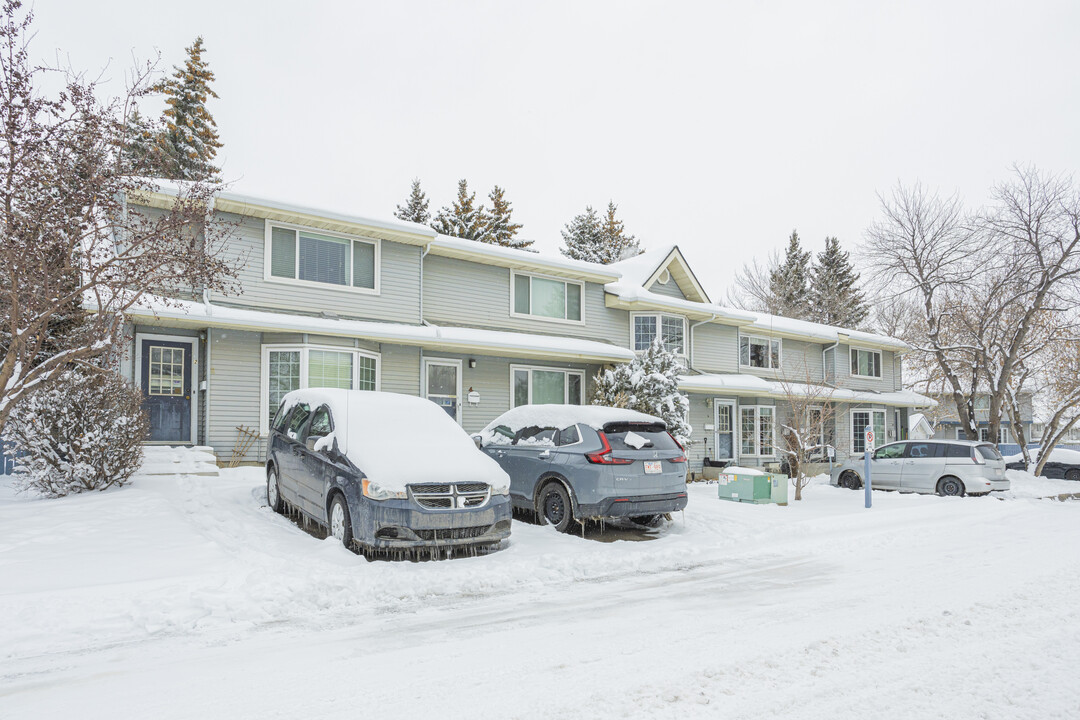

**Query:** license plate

left=644, top=461, right=662, bottom=474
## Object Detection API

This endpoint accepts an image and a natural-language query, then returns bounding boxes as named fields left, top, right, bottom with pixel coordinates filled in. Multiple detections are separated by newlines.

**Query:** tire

left=1065, top=469, right=1080, bottom=482
left=537, top=482, right=576, bottom=533
left=937, top=476, right=965, bottom=497
left=328, top=494, right=354, bottom=548
left=838, top=471, right=862, bottom=490
left=267, top=467, right=284, bottom=513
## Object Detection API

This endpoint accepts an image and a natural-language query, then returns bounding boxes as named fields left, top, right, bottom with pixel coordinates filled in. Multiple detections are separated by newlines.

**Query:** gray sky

left=36, top=1, right=1080, bottom=301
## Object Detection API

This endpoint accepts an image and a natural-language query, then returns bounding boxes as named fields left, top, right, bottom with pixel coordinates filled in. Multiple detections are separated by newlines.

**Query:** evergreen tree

left=768, top=230, right=812, bottom=319
left=394, top=178, right=430, bottom=225
left=485, top=185, right=530, bottom=249
left=592, top=338, right=692, bottom=445
left=561, top=201, right=641, bottom=264
left=119, top=107, right=166, bottom=175
left=809, top=236, right=869, bottom=328
left=157, top=37, right=222, bottom=181
left=431, top=179, right=489, bottom=240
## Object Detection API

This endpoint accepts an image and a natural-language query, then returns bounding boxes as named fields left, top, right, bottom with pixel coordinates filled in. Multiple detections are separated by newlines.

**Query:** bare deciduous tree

left=0, top=1, right=239, bottom=428
left=776, top=373, right=836, bottom=501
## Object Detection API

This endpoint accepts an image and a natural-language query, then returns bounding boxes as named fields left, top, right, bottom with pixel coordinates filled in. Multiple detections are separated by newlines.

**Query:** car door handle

left=539, top=450, right=552, bottom=459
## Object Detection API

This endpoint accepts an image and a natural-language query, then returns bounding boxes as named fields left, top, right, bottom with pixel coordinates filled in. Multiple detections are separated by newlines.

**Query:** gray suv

left=830, top=439, right=1009, bottom=496
left=477, top=406, right=689, bottom=532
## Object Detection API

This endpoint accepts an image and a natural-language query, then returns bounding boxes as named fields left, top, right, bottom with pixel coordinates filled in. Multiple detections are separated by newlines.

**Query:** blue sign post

left=863, top=425, right=874, bottom=509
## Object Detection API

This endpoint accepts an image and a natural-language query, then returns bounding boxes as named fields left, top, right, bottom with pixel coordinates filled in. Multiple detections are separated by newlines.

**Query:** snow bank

left=280, top=390, right=509, bottom=493
left=720, top=466, right=767, bottom=476
left=479, top=404, right=664, bottom=445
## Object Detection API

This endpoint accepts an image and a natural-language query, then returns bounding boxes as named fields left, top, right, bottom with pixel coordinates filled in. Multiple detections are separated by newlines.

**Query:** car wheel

left=838, top=471, right=862, bottom=490
left=937, top=476, right=965, bottom=497
left=538, top=482, right=576, bottom=534
left=329, top=494, right=353, bottom=548
left=1066, top=469, right=1080, bottom=482
left=267, top=468, right=284, bottom=513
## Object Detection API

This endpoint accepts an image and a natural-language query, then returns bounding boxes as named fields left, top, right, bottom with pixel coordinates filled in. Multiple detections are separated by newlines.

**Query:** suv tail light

left=586, top=432, right=633, bottom=465
left=971, top=448, right=985, bottom=465
left=668, top=432, right=687, bottom=463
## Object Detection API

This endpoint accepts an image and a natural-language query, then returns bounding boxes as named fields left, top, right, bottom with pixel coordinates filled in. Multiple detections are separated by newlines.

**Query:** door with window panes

left=141, top=339, right=193, bottom=443
left=425, top=360, right=461, bottom=422
left=713, top=400, right=736, bottom=461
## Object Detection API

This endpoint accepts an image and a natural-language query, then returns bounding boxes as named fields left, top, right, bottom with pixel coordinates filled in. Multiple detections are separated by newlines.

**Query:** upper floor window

left=512, top=272, right=582, bottom=323
left=267, top=222, right=378, bottom=292
left=850, top=348, right=882, bottom=378
left=740, top=334, right=781, bottom=369
left=633, top=313, right=686, bottom=355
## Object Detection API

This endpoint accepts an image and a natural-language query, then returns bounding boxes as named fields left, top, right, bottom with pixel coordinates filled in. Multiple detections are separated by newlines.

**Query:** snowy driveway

left=1, top=469, right=1079, bottom=719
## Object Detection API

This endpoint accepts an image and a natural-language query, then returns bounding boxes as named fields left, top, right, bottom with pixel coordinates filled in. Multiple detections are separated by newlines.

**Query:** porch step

left=138, top=445, right=220, bottom=477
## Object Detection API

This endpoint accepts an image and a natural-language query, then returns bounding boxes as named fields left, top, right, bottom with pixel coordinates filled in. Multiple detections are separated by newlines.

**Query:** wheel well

left=325, top=488, right=346, bottom=525
left=534, top=474, right=574, bottom=512
left=840, top=469, right=862, bottom=485
left=266, top=460, right=277, bottom=476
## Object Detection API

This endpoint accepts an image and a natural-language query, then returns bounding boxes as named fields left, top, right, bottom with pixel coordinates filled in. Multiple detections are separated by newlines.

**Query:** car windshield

left=514, top=426, right=557, bottom=446
left=976, top=444, right=1002, bottom=461
left=603, top=422, right=678, bottom=451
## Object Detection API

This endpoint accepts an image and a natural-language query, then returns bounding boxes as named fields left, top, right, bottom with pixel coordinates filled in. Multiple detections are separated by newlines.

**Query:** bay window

left=850, top=348, right=882, bottom=378
left=262, top=345, right=379, bottom=433
left=511, top=365, right=584, bottom=406
left=267, top=222, right=379, bottom=291
left=512, top=272, right=583, bottom=322
left=632, top=313, right=686, bottom=355
left=740, top=334, right=781, bottom=369
left=739, top=405, right=775, bottom=457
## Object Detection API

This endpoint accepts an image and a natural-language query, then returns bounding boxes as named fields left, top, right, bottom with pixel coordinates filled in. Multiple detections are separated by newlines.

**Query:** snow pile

left=479, top=404, right=663, bottom=445
left=280, top=389, right=509, bottom=493
left=720, top=466, right=767, bottom=476
left=139, top=446, right=219, bottom=476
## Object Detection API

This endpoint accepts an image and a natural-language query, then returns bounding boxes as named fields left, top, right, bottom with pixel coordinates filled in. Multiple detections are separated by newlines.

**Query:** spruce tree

left=560, top=201, right=641, bottom=264
left=592, top=338, right=692, bottom=445
left=431, top=179, right=489, bottom=241
left=768, top=230, right=812, bottom=319
left=394, top=178, right=430, bottom=224
left=809, top=236, right=869, bottom=328
left=157, top=37, right=222, bottom=181
left=485, top=185, right=530, bottom=249
left=119, top=107, right=167, bottom=175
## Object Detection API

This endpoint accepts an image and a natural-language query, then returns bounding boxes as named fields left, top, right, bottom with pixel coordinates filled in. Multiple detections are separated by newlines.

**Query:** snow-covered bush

left=2, top=369, right=149, bottom=497
left=592, top=338, right=692, bottom=445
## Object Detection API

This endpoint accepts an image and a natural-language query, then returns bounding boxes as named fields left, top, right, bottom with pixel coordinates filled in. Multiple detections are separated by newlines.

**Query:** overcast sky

left=35, top=1, right=1080, bottom=300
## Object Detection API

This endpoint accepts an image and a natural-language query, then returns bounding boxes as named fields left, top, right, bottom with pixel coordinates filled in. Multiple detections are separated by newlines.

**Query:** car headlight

left=490, top=484, right=510, bottom=496
left=362, top=479, right=406, bottom=501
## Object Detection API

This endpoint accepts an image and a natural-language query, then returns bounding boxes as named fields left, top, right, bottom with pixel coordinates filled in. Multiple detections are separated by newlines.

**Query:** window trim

left=739, top=333, right=783, bottom=371
left=509, top=270, right=586, bottom=325
left=630, top=312, right=688, bottom=357
left=263, top=219, right=382, bottom=296
left=509, top=364, right=585, bottom=406
left=849, top=346, right=883, bottom=379
left=850, top=408, right=887, bottom=455
left=738, top=404, right=776, bottom=458
left=260, top=343, right=381, bottom=435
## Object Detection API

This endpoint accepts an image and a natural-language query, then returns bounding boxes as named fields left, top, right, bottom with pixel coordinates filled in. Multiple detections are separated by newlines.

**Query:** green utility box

left=717, top=468, right=789, bottom=505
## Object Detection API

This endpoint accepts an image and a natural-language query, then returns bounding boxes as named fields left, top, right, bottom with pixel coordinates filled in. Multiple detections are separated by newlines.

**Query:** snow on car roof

left=278, top=389, right=509, bottom=493
left=1004, top=447, right=1080, bottom=465
left=481, top=405, right=664, bottom=434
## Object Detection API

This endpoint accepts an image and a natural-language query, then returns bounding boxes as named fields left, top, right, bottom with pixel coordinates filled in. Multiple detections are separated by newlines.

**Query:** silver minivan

left=830, top=439, right=1009, bottom=496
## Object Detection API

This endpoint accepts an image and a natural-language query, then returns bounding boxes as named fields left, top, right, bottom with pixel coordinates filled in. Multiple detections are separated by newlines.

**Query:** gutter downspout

left=822, top=339, right=839, bottom=386
left=419, top=245, right=431, bottom=327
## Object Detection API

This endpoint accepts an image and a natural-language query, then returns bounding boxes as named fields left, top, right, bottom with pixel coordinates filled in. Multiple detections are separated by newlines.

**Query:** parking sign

left=865, top=426, right=875, bottom=452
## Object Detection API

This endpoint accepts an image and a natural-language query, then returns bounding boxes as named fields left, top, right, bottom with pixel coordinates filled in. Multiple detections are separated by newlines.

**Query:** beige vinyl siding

left=208, top=328, right=264, bottom=463
left=687, top=395, right=712, bottom=469
left=649, top=278, right=687, bottom=300
left=423, top=255, right=628, bottom=346
left=209, top=212, right=422, bottom=323
left=381, top=344, right=421, bottom=396
left=692, top=323, right=739, bottom=373
left=835, top=345, right=896, bottom=391
left=779, top=339, right=825, bottom=382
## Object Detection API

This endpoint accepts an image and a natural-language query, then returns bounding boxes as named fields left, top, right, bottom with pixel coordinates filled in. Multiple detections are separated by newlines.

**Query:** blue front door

left=141, top=339, right=193, bottom=443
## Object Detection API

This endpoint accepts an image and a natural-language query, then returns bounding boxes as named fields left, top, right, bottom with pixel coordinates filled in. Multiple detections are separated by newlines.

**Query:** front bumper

left=354, top=494, right=513, bottom=549
left=577, top=490, right=688, bottom=519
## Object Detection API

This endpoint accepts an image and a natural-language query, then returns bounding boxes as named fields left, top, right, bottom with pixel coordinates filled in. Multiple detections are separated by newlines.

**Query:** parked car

left=1005, top=449, right=1080, bottom=481
left=830, top=439, right=1009, bottom=496
left=266, top=389, right=512, bottom=553
left=475, top=405, right=688, bottom=532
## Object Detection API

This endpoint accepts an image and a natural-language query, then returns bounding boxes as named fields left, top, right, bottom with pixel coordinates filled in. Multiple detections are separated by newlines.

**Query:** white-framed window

left=1030, top=422, right=1043, bottom=440
left=979, top=427, right=1009, bottom=444
left=632, top=313, right=687, bottom=355
left=851, top=409, right=887, bottom=455
left=511, top=365, right=584, bottom=407
left=511, top=271, right=583, bottom=323
left=739, top=405, right=775, bottom=457
left=261, top=344, right=380, bottom=434
left=973, top=396, right=990, bottom=411
left=740, top=334, right=781, bottom=370
left=850, top=347, right=882, bottom=378
left=265, top=220, right=380, bottom=293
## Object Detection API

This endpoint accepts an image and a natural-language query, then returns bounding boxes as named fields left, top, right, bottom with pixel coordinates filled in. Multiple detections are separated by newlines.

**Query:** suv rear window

left=603, top=423, right=678, bottom=451
left=976, top=444, right=1002, bottom=461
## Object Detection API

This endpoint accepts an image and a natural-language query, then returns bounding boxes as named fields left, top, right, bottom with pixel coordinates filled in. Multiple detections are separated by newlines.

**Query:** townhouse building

left=120, top=185, right=933, bottom=472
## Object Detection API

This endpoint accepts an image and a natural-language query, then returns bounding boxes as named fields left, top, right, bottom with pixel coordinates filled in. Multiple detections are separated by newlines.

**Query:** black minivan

left=266, top=389, right=513, bottom=554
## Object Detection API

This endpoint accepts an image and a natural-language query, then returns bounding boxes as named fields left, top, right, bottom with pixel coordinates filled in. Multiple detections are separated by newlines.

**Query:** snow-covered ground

left=1, top=467, right=1079, bottom=719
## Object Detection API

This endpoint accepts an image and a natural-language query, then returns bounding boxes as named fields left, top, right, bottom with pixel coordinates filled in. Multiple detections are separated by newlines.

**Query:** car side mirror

left=305, top=437, right=319, bottom=452
left=472, top=434, right=483, bottom=450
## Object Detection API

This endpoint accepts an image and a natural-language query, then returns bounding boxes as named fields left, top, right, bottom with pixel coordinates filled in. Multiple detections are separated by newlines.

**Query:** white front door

left=713, top=399, right=736, bottom=462
left=424, top=358, right=462, bottom=423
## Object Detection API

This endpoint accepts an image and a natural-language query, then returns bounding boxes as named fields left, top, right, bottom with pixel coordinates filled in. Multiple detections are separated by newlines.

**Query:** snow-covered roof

left=119, top=295, right=636, bottom=363
left=742, top=312, right=909, bottom=351
left=676, top=373, right=935, bottom=408
left=607, top=244, right=711, bottom=303
left=908, top=413, right=932, bottom=431
left=481, top=405, right=664, bottom=434
left=427, top=234, right=622, bottom=283
left=279, top=389, right=509, bottom=493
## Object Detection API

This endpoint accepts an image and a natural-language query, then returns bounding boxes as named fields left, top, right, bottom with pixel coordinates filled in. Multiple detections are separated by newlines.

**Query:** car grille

left=413, top=525, right=492, bottom=541
left=409, top=482, right=490, bottom=510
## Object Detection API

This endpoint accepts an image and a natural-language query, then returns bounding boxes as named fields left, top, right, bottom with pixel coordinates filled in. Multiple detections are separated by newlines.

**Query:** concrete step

left=139, top=445, right=220, bottom=477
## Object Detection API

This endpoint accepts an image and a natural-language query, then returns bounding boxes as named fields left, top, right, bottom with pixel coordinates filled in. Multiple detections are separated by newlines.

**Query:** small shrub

left=2, top=369, right=149, bottom=497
